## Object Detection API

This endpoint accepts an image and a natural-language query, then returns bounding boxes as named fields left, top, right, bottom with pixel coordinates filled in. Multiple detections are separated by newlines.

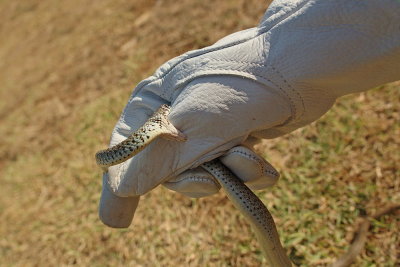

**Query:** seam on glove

left=200, top=58, right=305, bottom=120
left=166, top=176, right=220, bottom=187
left=225, top=147, right=279, bottom=178
left=173, top=65, right=301, bottom=122
left=270, top=66, right=305, bottom=121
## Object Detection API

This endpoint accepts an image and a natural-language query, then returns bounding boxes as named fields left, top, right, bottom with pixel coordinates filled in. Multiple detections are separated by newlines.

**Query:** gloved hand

left=99, top=73, right=290, bottom=227
left=99, top=0, right=400, bottom=228
left=99, top=143, right=281, bottom=227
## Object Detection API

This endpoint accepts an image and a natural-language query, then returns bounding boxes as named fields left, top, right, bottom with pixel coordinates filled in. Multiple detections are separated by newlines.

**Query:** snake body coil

left=96, top=105, right=291, bottom=266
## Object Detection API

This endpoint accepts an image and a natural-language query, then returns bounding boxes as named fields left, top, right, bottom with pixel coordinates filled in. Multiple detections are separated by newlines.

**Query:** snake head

left=156, top=104, right=187, bottom=142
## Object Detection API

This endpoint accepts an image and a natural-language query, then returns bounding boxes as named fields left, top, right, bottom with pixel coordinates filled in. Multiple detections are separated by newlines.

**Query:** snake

left=96, top=105, right=292, bottom=267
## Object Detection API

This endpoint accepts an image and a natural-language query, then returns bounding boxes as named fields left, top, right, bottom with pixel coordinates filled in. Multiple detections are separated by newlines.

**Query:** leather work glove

left=99, top=0, right=400, bottom=228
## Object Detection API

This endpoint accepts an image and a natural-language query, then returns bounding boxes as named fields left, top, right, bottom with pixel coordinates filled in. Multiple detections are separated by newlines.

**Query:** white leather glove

left=99, top=0, right=400, bottom=228
left=163, top=144, right=280, bottom=198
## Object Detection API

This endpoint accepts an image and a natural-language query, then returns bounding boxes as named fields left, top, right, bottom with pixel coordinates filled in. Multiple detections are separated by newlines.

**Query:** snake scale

left=96, top=105, right=292, bottom=266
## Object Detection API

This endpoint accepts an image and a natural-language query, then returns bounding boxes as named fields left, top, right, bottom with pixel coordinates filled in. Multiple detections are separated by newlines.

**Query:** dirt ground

left=0, top=0, right=399, bottom=266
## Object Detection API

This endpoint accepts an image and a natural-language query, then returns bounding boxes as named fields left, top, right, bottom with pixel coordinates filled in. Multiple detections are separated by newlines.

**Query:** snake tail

left=202, top=160, right=292, bottom=267
left=95, top=104, right=186, bottom=170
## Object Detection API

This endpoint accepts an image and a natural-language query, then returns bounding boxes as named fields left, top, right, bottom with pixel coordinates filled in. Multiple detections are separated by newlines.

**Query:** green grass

left=0, top=0, right=398, bottom=266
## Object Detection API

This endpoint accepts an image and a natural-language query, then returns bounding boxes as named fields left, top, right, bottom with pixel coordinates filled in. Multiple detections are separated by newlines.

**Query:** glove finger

left=109, top=91, right=168, bottom=147
left=220, top=145, right=280, bottom=190
left=100, top=91, right=168, bottom=226
left=106, top=92, right=167, bottom=188
left=163, top=145, right=279, bottom=198
left=163, top=167, right=221, bottom=198
left=108, top=76, right=290, bottom=196
left=99, top=174, right=140, bottom=228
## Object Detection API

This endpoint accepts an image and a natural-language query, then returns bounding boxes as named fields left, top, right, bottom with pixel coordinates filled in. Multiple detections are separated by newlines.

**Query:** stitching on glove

left=270, top=66, right=305, bottom=120
left=226, top=147, right=279, bottom=178
left=203, top=57, right=304, bottom=120
left=173, top=65, right=297, bottom=120
left=167, top=176, right=220, bottom=188
left=205, top=58, right=265, bottom=68
left=187, top=176, right=219, bottom=187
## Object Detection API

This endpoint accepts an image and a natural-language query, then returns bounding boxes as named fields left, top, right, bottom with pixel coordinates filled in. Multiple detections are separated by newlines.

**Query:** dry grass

left=0, top=0, right=398, bottom=266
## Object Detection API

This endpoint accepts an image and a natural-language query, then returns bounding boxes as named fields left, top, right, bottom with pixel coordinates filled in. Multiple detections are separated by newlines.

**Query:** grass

left=0, top=0, right=398, bottom=266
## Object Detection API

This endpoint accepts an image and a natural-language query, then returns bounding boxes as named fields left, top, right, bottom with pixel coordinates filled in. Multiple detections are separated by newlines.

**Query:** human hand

left=99, top=72, right=291, bottom=227
left=99, top=0, right=400, bottom=227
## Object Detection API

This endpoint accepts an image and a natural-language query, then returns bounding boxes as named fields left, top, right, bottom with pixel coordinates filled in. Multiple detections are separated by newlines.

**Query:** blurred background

left=0, top=0, right=398, bottom=266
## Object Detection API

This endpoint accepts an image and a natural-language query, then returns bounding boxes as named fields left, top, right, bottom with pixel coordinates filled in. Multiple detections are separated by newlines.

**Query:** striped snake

left=96, top=105, right=292, bottom=266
